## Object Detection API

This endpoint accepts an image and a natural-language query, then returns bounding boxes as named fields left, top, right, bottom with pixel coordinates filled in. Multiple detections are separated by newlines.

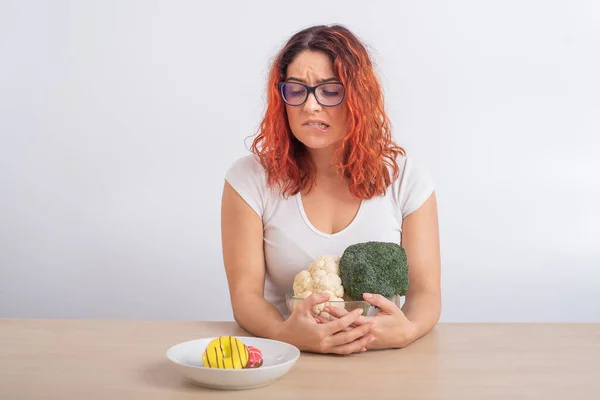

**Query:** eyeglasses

left=278, top=81, right=345, bottom=107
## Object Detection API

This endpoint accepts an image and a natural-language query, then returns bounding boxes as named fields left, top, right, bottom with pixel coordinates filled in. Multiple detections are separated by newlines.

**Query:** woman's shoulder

left=224, top=154, right=270, bottom=218
left=389, top=154, right=435, bottom=218
left=226, top=154, right=266, bottom=176
left=392, top=153, right=431, bottom=181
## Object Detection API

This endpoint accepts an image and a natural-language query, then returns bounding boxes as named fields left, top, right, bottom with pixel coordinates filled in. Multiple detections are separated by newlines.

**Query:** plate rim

left=166, top=336, right=301, bottom=372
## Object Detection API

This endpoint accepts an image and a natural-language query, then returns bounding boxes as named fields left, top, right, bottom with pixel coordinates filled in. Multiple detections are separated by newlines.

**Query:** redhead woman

left=221, top=25, right=441, bottom=354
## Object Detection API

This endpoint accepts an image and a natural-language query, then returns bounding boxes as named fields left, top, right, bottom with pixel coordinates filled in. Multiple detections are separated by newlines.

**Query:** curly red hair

left=250, top=24, right=405, bottom=200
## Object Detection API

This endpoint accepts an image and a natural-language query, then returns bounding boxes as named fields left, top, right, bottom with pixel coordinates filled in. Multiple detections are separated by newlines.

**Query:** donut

left=201, top=336, right=249, bottom=369
left=244, top=345, right=263, bottom=368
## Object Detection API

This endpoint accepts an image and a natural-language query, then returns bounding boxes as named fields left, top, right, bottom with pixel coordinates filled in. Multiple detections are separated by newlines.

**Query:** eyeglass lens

left=280, top=82, right=344, bottom=106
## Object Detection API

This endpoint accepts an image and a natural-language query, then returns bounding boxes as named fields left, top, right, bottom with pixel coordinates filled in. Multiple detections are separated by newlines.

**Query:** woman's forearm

left=231, top=293, right=286, bottom=340
left=401, top=290, right=441, bottom=342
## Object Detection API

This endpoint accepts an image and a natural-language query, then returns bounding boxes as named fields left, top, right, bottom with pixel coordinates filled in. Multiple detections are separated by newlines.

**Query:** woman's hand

left=321, top=293, right=418, bottom=350
left=316, top=193, right=442, bottom=350
left=276, top=293, right=375, bottom=354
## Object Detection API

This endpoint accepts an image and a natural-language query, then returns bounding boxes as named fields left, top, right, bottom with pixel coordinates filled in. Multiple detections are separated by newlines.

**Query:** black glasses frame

left=278, top=81, right=345, bottom=107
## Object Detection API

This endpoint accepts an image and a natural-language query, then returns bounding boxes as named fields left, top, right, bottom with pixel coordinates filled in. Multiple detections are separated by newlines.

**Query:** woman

left=221, top=24, right=441, bottom=354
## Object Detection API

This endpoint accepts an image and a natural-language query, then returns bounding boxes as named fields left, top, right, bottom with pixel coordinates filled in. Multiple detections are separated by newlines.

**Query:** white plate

left=166, top=336, right=300, bottom=390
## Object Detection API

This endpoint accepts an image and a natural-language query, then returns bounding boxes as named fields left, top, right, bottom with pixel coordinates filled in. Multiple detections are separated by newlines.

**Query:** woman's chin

left=296, top=135, right=341, bottom=152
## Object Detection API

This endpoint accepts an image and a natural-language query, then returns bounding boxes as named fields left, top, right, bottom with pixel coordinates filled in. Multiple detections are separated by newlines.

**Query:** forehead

left=286, top=50, right=336, bottom=79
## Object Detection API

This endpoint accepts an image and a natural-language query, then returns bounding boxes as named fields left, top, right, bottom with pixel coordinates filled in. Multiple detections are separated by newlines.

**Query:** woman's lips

left=304, top=122, right=330, bottom=132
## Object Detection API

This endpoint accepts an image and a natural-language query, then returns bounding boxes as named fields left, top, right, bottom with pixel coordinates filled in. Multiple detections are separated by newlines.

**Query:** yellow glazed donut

left=201, top=336, right=249, bottom=369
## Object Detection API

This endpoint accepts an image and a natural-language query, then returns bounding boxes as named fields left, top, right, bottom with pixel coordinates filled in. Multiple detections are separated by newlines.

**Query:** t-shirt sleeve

left=394, top=156, right=436, bottom=219
left=224, top=155, right=268, bottom=219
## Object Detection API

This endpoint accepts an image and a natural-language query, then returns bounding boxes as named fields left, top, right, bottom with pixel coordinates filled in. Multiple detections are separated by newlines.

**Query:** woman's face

left=283, top=50, right=348, bottom=153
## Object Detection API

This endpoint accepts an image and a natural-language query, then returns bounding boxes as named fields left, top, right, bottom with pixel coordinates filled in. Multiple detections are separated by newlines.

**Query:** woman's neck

left=307, top=145, right=343, bottom=181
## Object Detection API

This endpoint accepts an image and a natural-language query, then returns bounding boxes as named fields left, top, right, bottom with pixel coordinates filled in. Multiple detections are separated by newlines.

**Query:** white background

left=1, top=1, right=599, bottom=322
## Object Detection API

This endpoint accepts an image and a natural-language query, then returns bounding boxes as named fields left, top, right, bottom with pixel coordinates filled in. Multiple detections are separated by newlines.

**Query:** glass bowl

left=285, top=287, right=398, bottom=318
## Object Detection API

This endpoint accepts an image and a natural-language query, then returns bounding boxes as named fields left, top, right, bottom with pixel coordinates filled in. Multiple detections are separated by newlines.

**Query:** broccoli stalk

left=339, top=241, right=410, bottom=300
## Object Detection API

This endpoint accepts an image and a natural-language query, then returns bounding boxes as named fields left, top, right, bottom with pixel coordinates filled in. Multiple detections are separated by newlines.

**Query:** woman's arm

left=221, top=181, right=285, bottom=339
left=221, top=181, right=373, bottom=353
left=400, top=191, right=442, bottom=342
left=321, top=191, right=441, bottom=349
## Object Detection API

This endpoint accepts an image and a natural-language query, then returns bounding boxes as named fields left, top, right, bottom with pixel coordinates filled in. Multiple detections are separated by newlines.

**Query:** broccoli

left=338, top=241, right=410, bottom=300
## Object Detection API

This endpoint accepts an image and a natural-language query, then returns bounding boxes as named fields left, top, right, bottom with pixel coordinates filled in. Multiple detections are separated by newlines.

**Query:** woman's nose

left=303, top=92, right=322, bottom=113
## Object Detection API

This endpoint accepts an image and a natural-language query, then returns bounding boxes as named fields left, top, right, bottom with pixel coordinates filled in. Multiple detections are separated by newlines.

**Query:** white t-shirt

left=224, top=154, right=435, bottom=318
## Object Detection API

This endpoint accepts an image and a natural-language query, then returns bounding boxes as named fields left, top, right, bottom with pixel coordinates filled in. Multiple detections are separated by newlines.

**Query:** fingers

left=325, top=320, right=374, bottom=349
left=315, top=314, right=352, bottom=331
left=328, top=332, right=375, bottom=355
left=362, top=293, right=400, bottom=314
left=324, top=306, right=374, bottom=326
left=313, top=309, right=376, bottom=355
left=299, top=293, right=330, bottom=314
left=322, top=308, right=364, bottom=336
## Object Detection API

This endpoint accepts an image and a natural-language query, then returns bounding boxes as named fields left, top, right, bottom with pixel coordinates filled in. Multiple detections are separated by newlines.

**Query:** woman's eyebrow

left=286, top=77, right=339, bottom=84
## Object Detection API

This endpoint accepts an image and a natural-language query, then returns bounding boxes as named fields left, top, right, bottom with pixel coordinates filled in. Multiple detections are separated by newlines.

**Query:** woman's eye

left=322, top=90, right=339, bottom=97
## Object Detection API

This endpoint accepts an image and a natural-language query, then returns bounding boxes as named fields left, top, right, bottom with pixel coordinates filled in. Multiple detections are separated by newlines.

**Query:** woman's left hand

left=320, top=293, right=418, bottom=350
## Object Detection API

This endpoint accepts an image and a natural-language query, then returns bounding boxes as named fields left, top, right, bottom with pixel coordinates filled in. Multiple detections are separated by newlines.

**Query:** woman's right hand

left=275, top=293, right=374, bottom=354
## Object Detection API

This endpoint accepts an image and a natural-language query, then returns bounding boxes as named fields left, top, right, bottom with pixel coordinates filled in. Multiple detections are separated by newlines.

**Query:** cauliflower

left=292, top=255, right=345, bottom=319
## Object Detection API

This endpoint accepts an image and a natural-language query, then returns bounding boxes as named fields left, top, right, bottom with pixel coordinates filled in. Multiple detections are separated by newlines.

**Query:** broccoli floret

left=339, top=241, right=410, bottom=300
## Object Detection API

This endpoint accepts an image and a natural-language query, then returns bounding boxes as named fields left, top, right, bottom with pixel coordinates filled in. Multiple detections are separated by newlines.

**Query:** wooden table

left=1, top=319, right=599, bottom=399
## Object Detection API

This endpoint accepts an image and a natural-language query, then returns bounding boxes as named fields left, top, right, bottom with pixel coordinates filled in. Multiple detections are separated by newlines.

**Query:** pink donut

left=244, top=345, right=263, bottom=368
